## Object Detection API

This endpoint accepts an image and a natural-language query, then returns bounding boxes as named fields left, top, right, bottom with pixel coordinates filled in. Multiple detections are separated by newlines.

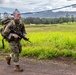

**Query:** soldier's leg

left=5, top=56, right=11, bottom=65
left=18, top=42, right=22, bottom=53
left=9, top=41, right=23, bottom=72
left=9, top=42, right=19, bottom=62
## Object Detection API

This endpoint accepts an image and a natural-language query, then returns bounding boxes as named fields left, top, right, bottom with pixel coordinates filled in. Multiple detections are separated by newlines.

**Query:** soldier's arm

left=23, top=24, right=26, bottom=35
left=21, top=20, right=26, bottom=36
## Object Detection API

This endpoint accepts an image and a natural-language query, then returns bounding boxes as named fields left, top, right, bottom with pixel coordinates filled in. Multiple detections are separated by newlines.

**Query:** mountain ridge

left=22, top=10, right=76, bottom=18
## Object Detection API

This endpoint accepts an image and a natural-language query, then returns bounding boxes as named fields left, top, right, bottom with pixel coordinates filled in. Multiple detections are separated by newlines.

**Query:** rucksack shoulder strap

left=11, top=20, right=15, bottom=25
left=19, top=20, right=24, bottom=25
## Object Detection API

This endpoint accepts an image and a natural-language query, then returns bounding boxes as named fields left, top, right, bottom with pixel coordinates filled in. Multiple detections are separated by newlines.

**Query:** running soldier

left=2, top=9, right=26, bottom=72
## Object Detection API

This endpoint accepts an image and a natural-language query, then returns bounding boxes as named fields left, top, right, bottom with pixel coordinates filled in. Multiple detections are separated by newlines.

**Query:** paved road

left=0, top=57, right=76, bottom=75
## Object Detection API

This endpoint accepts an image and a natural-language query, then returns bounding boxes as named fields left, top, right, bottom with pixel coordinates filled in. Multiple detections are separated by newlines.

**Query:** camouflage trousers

left=9, top=40, right=22, bottom=63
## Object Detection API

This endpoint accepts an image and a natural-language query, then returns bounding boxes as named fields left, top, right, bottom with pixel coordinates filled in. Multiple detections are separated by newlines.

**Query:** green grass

left=25, top=22, right=76, bottom=32
left=20, top=31, right=76, bottom=59
left=1, top=22, right=76, bottom=59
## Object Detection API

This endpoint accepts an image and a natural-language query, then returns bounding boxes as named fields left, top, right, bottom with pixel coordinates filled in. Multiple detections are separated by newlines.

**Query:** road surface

left=0, top=55, right=76, bottom=75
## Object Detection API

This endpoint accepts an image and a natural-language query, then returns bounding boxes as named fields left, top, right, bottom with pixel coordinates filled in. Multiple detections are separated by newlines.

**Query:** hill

left=22, top=10, right=76, bottom=18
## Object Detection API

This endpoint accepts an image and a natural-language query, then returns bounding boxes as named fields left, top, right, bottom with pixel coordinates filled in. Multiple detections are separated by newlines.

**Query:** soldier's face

left=14, top=14, right=21, bottom=20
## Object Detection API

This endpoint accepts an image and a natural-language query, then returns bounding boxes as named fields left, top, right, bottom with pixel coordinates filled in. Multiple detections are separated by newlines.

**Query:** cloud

left=0, top=0, right=76, bottom=13
left=67, top=0, right=75, bottom=1
left=0, top=0, right=4, bottom=4
left=72, top=4, right=76, bottom=8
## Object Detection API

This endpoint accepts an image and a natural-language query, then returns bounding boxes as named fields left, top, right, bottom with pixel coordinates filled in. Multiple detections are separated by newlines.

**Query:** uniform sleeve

left=22, top=23, right=26, bottom=36
left=20, top=19, right=27, bottom=36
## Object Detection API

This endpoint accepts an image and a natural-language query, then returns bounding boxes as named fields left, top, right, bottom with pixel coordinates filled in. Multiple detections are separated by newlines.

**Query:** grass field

left=0, top=22, right=76, bottom=59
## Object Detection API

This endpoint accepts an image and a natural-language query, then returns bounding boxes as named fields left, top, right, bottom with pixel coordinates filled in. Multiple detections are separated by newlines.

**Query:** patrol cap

left=13, top=9, right=21, bottom=20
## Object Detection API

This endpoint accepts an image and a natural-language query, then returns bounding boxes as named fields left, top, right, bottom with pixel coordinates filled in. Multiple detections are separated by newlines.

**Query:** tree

left=71, top=15, right=75, bottom=22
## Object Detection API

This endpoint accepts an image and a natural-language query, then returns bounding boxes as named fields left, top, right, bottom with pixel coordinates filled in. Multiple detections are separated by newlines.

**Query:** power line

left=0, top=3, right=76, bottom=15
left=51, top=4, right=76, bottom=11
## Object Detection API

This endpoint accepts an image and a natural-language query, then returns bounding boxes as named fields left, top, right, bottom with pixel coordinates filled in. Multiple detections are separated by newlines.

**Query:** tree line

left=23, top=15, right=76, bottom=24
left=0, top=14, right=76, bottom=25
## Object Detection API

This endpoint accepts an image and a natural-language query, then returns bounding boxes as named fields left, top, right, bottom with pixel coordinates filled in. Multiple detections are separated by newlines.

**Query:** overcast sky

left=0, top=0, right=76, bottom=13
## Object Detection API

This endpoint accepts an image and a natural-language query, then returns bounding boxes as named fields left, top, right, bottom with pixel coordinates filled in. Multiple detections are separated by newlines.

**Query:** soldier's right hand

left=12, top=34, right=20, bottom=39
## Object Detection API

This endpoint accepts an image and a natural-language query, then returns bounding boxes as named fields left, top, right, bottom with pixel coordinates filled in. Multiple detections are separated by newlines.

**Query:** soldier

left=2, top=9, right=26, bottom=72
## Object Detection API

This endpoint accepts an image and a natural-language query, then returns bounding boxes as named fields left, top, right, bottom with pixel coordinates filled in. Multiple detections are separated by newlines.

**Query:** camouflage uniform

left=2, top=19, right=26, bottom=64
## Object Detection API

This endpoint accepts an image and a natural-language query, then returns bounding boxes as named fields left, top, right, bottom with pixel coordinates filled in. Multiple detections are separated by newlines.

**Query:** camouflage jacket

left=2, top=19, right=26, bottom=41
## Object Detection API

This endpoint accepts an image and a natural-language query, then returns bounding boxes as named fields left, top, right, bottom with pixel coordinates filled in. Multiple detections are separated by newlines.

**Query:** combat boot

left=14, top=65, right=23, bottom=72
left=5, top=56, right=11, bottom=65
